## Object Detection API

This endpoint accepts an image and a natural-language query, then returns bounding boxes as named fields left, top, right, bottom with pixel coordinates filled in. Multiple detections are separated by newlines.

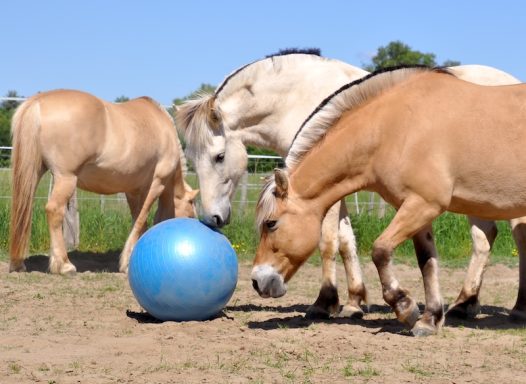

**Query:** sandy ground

left=1, top=254, right=525, bottom=384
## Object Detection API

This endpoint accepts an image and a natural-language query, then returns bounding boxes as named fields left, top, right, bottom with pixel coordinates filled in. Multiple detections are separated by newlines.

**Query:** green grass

left=0, top=168, right=520, bottom=268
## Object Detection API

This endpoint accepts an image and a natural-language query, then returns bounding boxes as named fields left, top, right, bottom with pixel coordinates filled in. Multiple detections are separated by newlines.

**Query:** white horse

left=177, top=50, right=524, bottom=319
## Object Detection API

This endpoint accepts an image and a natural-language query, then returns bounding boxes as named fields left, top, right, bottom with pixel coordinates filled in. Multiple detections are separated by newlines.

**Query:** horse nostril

left=252, top=279, right=259, bottom=292
left=213, top=215, right=224, bottom=227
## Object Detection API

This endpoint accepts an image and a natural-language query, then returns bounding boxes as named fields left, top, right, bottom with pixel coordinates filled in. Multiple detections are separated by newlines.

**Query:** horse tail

left=9, top=98, right=44, bottom=270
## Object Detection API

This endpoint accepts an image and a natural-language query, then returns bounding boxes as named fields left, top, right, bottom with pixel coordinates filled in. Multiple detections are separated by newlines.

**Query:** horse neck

left=220, top=60, right=368, bottom=156
left=289, top=112, right=376, bottom=217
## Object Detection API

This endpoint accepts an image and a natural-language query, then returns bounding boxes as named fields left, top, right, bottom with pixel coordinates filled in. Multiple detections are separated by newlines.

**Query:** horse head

left=251, top=169, right=321, bottom=298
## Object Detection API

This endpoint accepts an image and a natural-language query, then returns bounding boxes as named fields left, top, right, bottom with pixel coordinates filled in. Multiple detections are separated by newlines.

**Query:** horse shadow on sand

left=240, top=302, right=526, bottom=335
left=23, top=250, right=121, bottom=273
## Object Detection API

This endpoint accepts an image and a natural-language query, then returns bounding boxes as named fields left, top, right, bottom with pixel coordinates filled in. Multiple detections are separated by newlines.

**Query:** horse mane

left=285, top=65, right=452, bottom=170
left=176, top=53, right=330, bottom=154
left=265, top=47, right=321, bottom=58
left=215, top=50, right=326, bottom=97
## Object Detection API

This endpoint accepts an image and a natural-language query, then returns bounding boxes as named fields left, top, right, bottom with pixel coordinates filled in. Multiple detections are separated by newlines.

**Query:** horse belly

left=77, top=164, right=153, bottom=195
left=449, top=179, right=526, bottom=220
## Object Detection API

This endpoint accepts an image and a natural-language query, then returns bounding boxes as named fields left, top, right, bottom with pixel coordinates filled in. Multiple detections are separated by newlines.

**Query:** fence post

left=368, top=192, right=376, bottom=214
left=63, top=190, right=80, bottom=250
left=378, top=198, right=386, bottom=218
left=238, top=171, right=248, bottom=212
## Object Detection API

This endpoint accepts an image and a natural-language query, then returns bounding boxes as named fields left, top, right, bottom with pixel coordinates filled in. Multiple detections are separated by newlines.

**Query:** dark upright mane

left=215, top=48, right=323, bottom=97
left=290, top=65, right=447, bottom=148
left=265, top=48, right=322, bottom=58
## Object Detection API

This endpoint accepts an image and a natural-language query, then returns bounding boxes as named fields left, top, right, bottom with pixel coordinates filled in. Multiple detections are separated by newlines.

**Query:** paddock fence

left=0, top=96, right=389, bottom=246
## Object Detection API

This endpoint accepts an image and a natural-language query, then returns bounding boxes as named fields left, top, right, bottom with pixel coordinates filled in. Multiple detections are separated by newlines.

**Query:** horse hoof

left=305, top=305, right=331, bottom=320
left=338, top=304, right=364, bottom=319
left=447, top=300, right=480, bottom=320
left=510, top=309, right=526, bottom=323
left=396, top=298, right=420, bottom=328
left=411, top=322, right=437, bottom=337
left=9, top=262, right=26, bottom=273
left=60, top=263, right=77, bottom=276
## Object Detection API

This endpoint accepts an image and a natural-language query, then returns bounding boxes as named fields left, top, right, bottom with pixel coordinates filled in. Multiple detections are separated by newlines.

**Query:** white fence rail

left=0, top=95, right=387, bottom=219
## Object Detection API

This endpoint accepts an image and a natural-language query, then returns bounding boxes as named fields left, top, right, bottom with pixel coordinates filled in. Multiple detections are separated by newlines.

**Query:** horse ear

left=274, top=168, right=289, bottom=198
left=188, top=189, right=200, bottom=200
left=173, top=104, right=180, bottom=112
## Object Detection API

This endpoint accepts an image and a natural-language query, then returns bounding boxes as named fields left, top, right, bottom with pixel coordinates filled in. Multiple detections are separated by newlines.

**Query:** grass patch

left=0, top=168, right=520, bottom=267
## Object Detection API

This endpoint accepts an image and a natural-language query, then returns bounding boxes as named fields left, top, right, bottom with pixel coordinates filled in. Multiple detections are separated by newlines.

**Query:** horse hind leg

left=447, top=217, right=497, bottom=319
left=337, top=201, right=367, bottom=318
left=47, top=174, right=78, bottom=275
left=510, top=217, right=526, bottom=322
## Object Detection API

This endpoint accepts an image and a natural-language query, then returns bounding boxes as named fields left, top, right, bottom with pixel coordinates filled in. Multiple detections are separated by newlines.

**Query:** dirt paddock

left=1, top=255, right=526, bottom=383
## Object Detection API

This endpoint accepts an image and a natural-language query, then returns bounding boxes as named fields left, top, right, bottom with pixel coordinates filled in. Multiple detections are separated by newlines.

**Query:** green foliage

left=114, top=95, right=130, bottom=103
left=363, top=40, right=460, bottom=72
left=173, top=83, right=216, bottom=106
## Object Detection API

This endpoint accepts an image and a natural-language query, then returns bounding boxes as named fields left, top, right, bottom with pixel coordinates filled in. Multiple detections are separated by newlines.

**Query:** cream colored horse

left=177, top=50, right=523, bottom=319
left=253, top=66, right=526, bottom=336
left=9, top=90, right=198, bottom=275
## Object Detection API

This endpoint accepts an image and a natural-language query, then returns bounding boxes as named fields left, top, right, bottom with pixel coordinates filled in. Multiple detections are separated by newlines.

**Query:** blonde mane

left=285, top=66, right=450, bottom=169
left=176, top=54, right=331, bottom=155
left=255, top=175, right=281, bottom=233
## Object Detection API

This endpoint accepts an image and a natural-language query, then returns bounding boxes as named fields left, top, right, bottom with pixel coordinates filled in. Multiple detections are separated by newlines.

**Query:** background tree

left=363, top=40, right=460, bottom=71
left=172, top=83, right=216, bottom=107
left=114, top=95, right=130, bottom=103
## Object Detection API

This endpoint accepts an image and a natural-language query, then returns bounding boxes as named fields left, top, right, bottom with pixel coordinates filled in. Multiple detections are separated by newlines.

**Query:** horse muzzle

left=251, top=264, right=287, bottom=298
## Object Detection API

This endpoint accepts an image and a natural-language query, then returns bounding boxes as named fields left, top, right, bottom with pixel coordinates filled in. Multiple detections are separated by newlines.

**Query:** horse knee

left=372, top=241, right=391, bottom=267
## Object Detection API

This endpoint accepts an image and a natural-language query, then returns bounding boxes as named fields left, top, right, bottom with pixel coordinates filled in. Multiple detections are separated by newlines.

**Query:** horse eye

left=265, top=220, right=277, bottom=230
left=215, top=153, right=225, bottom=163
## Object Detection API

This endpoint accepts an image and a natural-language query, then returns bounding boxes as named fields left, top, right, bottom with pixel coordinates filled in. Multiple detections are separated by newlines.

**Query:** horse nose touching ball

left=128, top=218, right=238, bottom=321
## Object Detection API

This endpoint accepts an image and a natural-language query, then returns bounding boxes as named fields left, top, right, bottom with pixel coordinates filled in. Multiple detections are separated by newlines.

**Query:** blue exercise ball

left=128, top=218, right=238, bottom=321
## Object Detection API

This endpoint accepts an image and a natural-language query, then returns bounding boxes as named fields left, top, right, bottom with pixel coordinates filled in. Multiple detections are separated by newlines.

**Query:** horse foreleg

left=372, top=196, right=442, bottom=336
left=46, top=174, right=78, bottom=275
left=510, top=217, right=526, bottom=322
left=119, top=178, right=165, bottom=273
left=337, top=201, right=367, bottom=318
left=447, top=217, right=497, bottom=319
left=412, top=225, right=444, bottom=337
left=305, top=203, right=340, bottom=319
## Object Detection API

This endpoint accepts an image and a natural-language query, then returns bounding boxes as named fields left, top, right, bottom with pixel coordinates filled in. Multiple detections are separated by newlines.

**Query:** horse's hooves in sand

left=50, top=262, right=77, bottom=276
left=305, top=305, right=332, bottom=320
left=446, top=300, right=481, bottom=320
left=8, top=262, right=27, bottom=273
left=338, top=304, right=364, bottom=319
left=509, top=309, right=526, bottom=323
left=411, top=323, right=438, bottom=337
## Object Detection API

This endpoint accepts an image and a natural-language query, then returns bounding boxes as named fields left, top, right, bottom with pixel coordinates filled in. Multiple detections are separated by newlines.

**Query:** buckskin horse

left=252, top=66, right=526, bottom=336
left=9, top=90, right=198, bottom=275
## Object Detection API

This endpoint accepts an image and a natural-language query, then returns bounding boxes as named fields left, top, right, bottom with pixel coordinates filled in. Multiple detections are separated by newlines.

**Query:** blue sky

left=2, top=1, right=525, bottom=105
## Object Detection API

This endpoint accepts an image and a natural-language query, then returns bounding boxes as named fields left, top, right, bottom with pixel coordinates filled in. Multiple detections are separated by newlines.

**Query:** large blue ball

left=128, top=218, right=238, bottom=321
